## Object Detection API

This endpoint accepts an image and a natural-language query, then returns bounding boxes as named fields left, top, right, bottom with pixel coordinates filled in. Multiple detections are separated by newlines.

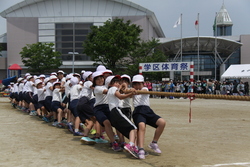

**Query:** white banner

left=139, top=62, right=191, bottom=72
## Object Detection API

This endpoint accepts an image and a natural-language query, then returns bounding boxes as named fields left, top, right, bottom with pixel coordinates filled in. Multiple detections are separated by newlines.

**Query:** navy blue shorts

left=25, top=92, right=34, bottom=104
left=132, top=105, right=161, bottom=128
left=120, top=107, right=132, bottom=120
left=94, top=104, right=110, bottom=127
left=33, top=94, right=38, bottom=110
left=51, top=101, right=64, bottom=112
left=37, top=100, right=45, bottom=109
left=19, top=92, right=23, bottom=101
left=77, top=97, right=95, bottom=123
left=44, top=96, right=52, bottom=112
left=69, top=99, right=79, bottom=117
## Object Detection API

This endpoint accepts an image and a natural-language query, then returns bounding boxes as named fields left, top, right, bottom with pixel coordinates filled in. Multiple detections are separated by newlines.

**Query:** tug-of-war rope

left=124, top=90, right=250, bottom=123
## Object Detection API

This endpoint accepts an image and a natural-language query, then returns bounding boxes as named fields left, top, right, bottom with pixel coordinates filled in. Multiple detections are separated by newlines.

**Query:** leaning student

left=131, top=74, right=166, bottom=159
left=106, top=75, right=138, bottom=158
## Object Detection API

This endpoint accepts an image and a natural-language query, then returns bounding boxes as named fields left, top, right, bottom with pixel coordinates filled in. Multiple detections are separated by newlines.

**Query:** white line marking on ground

left=203, top=162, right=250, bottom=167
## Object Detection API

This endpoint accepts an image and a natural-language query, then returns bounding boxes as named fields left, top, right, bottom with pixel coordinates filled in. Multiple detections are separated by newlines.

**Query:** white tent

left=221, top=64, right=250, bottom=79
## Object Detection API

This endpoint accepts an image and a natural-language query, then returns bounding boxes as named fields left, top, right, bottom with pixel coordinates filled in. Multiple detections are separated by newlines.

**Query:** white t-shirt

left=107, top=86, right=120, bottom=111
left=64, top=80, right=71, bottom=97
left=26, top=81, right=34, bottom=92
left=94, top=85, right=108, bottom=107
left=37, top=88, right=45, bottom=101
left=52, top=88, right=62, bottom=102
left=133, top=87, right=150, bottom=107
left=70, top=84, right=82, bottom=101
left=45, top=82, right=53, bottom=97
left=13, top=83, right=19, bottom=93
left=119, top=97, right=132, bottom=108
left=22, top=81, right=29, bottom=92
left=18, top=83, right=24, bottom=93
left=79, top=81, right=93, bottom=100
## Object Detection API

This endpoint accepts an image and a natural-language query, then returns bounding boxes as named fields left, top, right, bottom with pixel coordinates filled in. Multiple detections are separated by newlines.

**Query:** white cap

left=79, top=81, right=83, bottom=85
left=57, top=70, right=64, bottom=74
left=66, top=74, right=73, bottom=80
left=25, top=73, right=30, bottom=77
left=121, top=74, right=131, bottom=82
left=70, top=77, right=79, bottom=86
left=105, top=75, right=120, bottom=88
left=26, top=75, right=33, bottom=80
left=10, top=82, right=14, bottom=85
left=132, top=74, right=144, bottom=82
left=82, top=71, right=92, bottom=80
left=34, top=75, right=38, bottom=80
left=92, top=71, right=103, bottom=79
left=73, top=73, right=81, bottom=78
left=96, top=65, right=106, bottom=72
left=103, top=69, right=113, bottom=75
left=35, top=79, right=43, bottom=86
left=39, top=74, right=46, bottom=78
left=49, top=75, right=58, bottom=81
left=50, top=72, right=57, bottom=76
left=17, top=77, right=24, bottom=83
left=81, top=70, right=85, bottom=74
left=53, top=81, right=61, bottom=87
left=44, top=77, right=50, bottom=83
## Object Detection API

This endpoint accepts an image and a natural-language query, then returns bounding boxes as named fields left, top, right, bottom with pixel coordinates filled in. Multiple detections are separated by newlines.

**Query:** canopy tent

left=8, top=64, right=22, bottom=70
left=221, top=64, right=250, bottom=79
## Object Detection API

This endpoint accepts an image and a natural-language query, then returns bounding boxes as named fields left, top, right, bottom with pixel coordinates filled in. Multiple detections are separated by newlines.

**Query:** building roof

left=0, top=0, right=165, bottom=37
left=216, top=3, right=233, bottom=26
left=157, top=36, right=242, bottom=57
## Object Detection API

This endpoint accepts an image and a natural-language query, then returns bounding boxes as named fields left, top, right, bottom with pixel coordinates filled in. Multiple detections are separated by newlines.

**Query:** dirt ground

left=0, top=97, right=250, bottom=167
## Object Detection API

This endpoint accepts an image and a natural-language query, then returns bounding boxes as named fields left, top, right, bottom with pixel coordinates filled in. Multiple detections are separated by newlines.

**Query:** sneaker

left=119, top=142, right=126, bottom=149
left=67, top=123, right=74, bottom=133
left=138, top=149, right=145, bottom=159
left=114, top=135, right=119, bottom=142
left=112, top=142, right=122, bottom=152
left=124, top=144, right=139, bottom=158
left=52, top=121, right=58, bottom=127
left=80, top=136, right=96, bottom=145
left=94, top=138, right=109, bottom=144
left=148, top=142, right=161, bottom=154
left=73, top=131, right=84, bottom=136
left=90, top=129, right=97, bottom=135
left=29, top=110, right=37, bottom=116
left=57, top=122, right=65, bottom=128
left=42, top=116, right=50, bottom=123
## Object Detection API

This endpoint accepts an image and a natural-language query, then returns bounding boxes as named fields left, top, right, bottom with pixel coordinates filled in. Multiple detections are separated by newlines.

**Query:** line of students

left=8, top=65, right=166, bottom=159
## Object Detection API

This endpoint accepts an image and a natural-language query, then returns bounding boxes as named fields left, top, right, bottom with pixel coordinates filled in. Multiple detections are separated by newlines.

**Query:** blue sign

left=140, top=62, right=190, bottom=72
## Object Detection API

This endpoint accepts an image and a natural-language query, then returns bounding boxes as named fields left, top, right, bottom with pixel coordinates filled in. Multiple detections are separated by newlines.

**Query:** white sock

left=75, top=129, right=79, bottom=132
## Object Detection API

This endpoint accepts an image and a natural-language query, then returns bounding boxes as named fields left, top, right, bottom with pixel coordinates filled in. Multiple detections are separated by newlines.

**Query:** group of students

left=8, top=65, right=166, bottom=159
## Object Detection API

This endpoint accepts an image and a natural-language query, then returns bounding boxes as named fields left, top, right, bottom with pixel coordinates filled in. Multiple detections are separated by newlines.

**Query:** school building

left=0, top=0, right=250, bottom=81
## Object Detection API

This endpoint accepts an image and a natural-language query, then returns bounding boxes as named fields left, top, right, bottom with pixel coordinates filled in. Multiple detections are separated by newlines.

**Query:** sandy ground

left=0, top=97, right=250, bottom=167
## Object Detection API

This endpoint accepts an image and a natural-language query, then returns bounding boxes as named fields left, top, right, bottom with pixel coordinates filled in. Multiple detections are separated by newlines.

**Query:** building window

left=55, top=23, right=93, bottom=61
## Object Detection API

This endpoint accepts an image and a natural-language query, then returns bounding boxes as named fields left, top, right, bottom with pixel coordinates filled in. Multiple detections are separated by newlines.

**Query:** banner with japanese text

left=139, top=62, right=191, bottom=72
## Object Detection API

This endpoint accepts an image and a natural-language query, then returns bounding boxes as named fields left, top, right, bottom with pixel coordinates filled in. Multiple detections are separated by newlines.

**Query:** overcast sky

left=0, top=0, right=250, bottom=38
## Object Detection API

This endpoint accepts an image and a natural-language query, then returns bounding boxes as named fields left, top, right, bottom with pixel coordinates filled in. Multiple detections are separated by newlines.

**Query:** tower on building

left=213, top=3, right=233, bottom=36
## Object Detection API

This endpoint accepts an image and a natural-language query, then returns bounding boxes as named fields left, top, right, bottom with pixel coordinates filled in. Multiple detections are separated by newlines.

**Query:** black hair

left=108, top=77, right=120, bottom=88
left=121, top=77, right=130, bottom=84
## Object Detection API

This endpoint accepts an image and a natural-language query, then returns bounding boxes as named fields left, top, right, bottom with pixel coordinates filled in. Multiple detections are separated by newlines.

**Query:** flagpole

left=180, top=13, right=183, bottom=81
left=197, top=13, right=200, bottom=81
left=214, top=12, right=217, bottom=80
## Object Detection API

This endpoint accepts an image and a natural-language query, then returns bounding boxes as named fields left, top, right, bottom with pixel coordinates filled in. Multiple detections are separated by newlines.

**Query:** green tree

left=83, top=18, right=143, bottom=72
left=20, top=42, right=62, bottom=74
left=124, top=38, right=168, bottom=81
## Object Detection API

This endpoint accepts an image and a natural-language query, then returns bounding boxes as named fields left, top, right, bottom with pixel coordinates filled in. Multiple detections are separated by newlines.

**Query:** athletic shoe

left=119, top=142, right=126, bottom=149
left=57, top=122, right=65, bottom=128
left=42, top=116, right=50, bottom=123
left=90, top=129, right=97, bottom=135
left=114, top=135, right=119, bottom=142
left=112, top=142, right=122, bottom=152
left=73, top=131, right=84, bottom=136
left=124, top=144, right=139, bottom=158
left=29, top=110, right=37, bottom=116
left=67, top=123, right=74, bottom=133
left=148, top=142, right=161, bottom=154
left=138, top=149, right=145, bottom=159
left=80, top=136, right=96, bottom=145
left=38, top=115, right=43, bottom=119
left=94, top=138, right=109, bottom=144
left=52, top=121, right=58, bottom=127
